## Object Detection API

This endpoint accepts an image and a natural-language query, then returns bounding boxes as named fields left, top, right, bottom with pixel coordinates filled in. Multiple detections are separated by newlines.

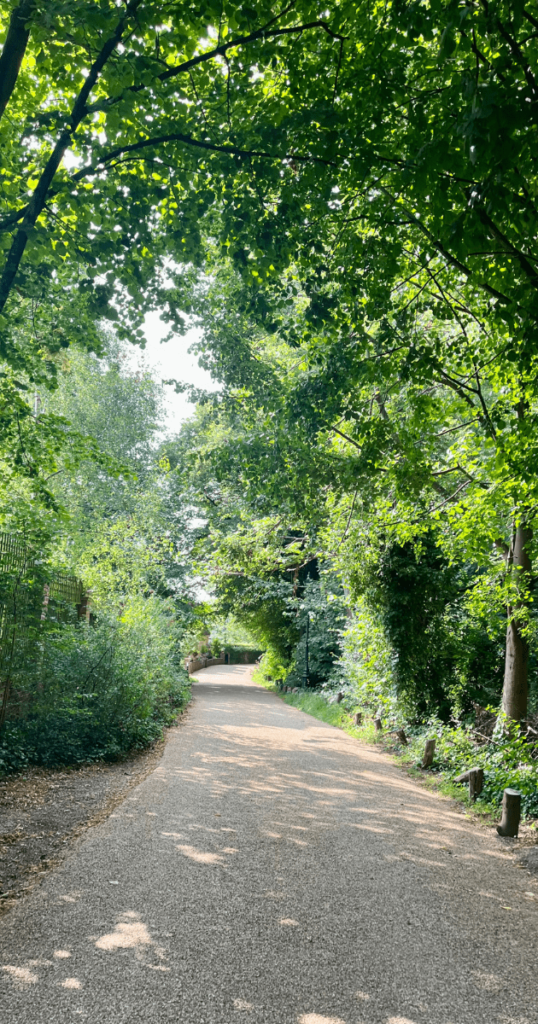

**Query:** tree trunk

left=0, top=1, right=35, bottom=121
left=502, top=524, right=532, bottom=722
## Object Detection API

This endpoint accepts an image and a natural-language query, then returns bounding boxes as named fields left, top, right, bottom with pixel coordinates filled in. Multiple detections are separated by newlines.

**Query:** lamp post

left=303, top=611, right=309, bottom=689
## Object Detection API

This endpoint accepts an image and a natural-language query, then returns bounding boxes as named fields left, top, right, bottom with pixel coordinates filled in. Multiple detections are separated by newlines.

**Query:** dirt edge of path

left=0, top=702, right=193, bottom=918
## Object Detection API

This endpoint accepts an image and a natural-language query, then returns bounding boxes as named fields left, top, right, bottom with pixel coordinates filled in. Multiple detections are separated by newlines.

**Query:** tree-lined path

left=0, top=665, right=537, bottom=1024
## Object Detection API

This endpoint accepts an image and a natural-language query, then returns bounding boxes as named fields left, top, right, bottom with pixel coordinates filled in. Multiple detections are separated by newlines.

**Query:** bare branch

left=435, top=419, right=477, bottom=437
left=71, top=130, right=336, bottom=185
left=331, top=426, right=361, bottom=450
left=473, top=364, right=497, bottom=439
left=428, top=479, right=470, bottom=514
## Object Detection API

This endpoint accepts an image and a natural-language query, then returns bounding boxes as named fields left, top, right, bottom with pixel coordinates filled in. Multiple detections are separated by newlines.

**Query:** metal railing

left=0, top=533, right=86, bottom=726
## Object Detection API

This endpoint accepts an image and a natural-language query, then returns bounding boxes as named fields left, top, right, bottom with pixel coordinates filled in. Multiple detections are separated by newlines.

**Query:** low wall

left=186, top=655, right=225, bottom=675
left=228, top=650, right=262, bottom=665
left=185, top=651, right=263, bottom=674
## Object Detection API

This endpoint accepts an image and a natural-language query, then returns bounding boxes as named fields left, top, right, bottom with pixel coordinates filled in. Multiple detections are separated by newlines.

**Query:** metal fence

left=0, top=533, right=86, bottom=726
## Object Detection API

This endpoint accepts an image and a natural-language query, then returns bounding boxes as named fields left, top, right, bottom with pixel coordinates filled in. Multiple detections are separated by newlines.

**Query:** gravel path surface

left=0, top=739, right=168, bottom=914
left=0, top=664, right=537, bottom=1024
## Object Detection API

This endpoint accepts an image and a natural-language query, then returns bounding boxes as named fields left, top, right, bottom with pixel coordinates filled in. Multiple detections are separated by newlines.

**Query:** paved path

left=1, top=665, right=537, bottom=1024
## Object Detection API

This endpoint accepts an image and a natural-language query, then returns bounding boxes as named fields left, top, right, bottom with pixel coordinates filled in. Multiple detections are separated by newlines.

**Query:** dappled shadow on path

left=1, top=666, right=536, bottom=1024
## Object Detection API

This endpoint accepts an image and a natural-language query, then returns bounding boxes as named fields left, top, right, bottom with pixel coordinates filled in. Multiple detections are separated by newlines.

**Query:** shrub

left=0, top=596, right=190, bottom=772
left=348, top=536, right=505, bottom=721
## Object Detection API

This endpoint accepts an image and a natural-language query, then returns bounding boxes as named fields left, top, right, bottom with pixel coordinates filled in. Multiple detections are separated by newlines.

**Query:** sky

left=136, top=311, right=220, bottom=435
left=135, top=313, right=218, bottom=601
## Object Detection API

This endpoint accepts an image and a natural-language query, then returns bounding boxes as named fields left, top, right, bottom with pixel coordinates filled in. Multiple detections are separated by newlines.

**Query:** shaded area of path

left=0, top=738, right=167, bottom=915
left=0, top=664, right=537, bottom=1024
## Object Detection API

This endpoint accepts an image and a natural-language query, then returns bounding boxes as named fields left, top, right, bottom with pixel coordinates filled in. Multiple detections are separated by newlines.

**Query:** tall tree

left=0, top=0, right=345, bottom=370
left=2, top=0, right=538, bottom=715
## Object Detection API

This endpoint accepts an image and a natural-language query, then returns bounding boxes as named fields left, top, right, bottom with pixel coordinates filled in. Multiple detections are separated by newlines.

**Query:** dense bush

left=284, top=577, right=346, bottom=689
left=0, top=596, right=190, bottom=772
left=353, top=537, right=505, bottom=720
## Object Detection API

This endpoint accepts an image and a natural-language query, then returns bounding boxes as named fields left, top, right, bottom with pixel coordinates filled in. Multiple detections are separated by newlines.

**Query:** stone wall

left=185, top=655, right=225, bottom=675
left=185, top=650, right=263, bottom=674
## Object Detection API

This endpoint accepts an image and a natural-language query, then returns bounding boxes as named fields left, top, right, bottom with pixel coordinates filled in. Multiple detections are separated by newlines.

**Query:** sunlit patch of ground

left=96, top=917, right=152, bottom=951
left=175, top=843, right=224, bottom=864
left=2, top=965, right=38, bottom=986
left=298, top=1014, right=346, bottom=1024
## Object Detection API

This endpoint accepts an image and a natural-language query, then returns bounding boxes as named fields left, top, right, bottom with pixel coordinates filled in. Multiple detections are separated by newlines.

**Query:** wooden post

left=335, top=691, right=344, bottom=703
left=454, top=766, right=484, bottom=801
left=496, top=788, right=521, bottom=837
left=469, top=768, right=484, bottom=801
left=353, top=711, right=363, bottom=727
left=422, top=738, right=436, bottom=768
left=396, top=729, right=408, bottom=745
left=374, top=717, right=383, bottom=733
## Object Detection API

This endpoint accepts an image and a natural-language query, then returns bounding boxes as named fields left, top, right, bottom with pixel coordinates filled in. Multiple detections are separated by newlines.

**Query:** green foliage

left=208, top=614, right=260, bottom=653
left=46, top=336, right=195, bottom=606
left=0, top=329, right=198, bottom=772
left=328, top=597, right=397, bottom=717
left=284, top=576, right=346, bottom=688
left=403, top=721, right=538, bottom=820
left=256, top=648, right=289, bottom=686
left=0, top=364, right=125, bottom=508
left=0, top=596, right=190, bottom=772
left=356, top=536, right=505, bottom=720
left=4, top=1, right=536, bottom=755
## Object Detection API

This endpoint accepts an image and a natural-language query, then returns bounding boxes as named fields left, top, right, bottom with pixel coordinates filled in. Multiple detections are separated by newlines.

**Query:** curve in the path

left=0, top=664, right=537, bottom=1024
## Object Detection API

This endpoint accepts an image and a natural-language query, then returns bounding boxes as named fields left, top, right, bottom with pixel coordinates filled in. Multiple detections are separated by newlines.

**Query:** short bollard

left=396, top=729, right=408, bottom=746
left=374, top=717, right=383, bottom=733
left=353, top=711, right=363, bottom=727
left=496, top=788, right=521, bottom=837
left=422, top=738, right=436, bottom=768
left=454, top=766, right=484, bottom=801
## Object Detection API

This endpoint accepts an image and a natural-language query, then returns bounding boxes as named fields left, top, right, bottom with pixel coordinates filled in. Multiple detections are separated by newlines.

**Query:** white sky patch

left=133, top=312, right=219, bottom=434
left=63, top=149, right=81, bottom=170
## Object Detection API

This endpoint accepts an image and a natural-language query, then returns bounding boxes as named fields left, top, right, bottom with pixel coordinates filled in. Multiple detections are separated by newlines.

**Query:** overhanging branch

left=87, top=18, right=347, bottom=114
left=71, top=131, right=337, bottom=183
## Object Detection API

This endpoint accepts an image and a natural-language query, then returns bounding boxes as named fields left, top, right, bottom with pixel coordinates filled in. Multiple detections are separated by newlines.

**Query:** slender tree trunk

left=0, top=0, right=35, bottom=120
left=502, top=523, right=532, bottom=721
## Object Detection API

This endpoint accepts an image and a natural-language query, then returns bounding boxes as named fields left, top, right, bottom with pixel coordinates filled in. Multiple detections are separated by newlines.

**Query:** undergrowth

left=0, top=596, right=191, bottom=773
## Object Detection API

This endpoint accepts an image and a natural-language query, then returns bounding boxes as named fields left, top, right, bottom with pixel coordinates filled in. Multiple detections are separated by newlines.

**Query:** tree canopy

left=2, top=0, right=538, bottom=723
